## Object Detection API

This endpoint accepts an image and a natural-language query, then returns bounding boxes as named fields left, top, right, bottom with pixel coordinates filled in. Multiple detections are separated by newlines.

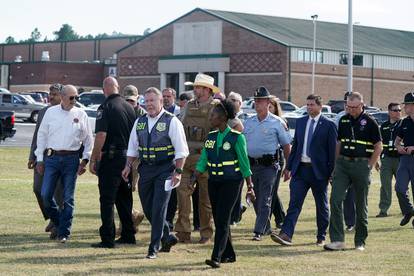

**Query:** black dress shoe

left=146, top=252, right=157, bottom=259
left=115, top=237, right=136, bottom=244
left=205, top=259, right=220, bottom=268
left=91, top=242, right=115, bottom=249
left=221, top=257, right=236, bottom=263
left=400, top=212, right=413, bottom=226
left=160, top=235, right=178, bottom=252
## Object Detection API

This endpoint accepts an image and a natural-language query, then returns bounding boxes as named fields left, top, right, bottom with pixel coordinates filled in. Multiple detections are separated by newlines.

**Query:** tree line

left=4, top=24, right=128, bottom=44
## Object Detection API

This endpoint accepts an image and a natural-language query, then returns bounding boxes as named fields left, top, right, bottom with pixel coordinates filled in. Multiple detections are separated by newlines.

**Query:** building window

left=297, top=49, right=323, bottom=63
left=339, top=53, right=364, bottom=66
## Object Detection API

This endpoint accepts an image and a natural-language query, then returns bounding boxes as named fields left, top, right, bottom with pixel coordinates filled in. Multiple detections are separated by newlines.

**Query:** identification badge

left=46, top=148, right=53, bottom=157
left=156, top=122, right=167, bottom=132
left=223, top=142, right=231, bottom=151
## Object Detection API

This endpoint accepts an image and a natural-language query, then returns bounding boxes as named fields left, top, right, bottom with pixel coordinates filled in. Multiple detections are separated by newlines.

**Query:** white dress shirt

left=35, top=104, right=93, bottom=162
left=127, top=108, right=189, bottom=160
left=301, top=113, right=322, bottom=163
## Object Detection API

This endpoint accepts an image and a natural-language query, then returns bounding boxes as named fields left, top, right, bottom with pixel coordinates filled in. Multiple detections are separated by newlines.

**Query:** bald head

left=62, top=85, right=77, bottom=95
left=103, top=76, right=119, bottom=96
left=60, top=84, right=78, bottom=111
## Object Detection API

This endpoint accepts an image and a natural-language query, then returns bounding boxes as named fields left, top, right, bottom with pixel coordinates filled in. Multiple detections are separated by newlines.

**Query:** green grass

left=0, top=147, right=413, bottom=275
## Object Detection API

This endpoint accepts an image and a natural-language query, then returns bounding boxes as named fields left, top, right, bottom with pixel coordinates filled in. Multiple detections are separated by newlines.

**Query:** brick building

left=117, top=8, right=414, bottom=108
left=0, top=36, right=140, bottom=91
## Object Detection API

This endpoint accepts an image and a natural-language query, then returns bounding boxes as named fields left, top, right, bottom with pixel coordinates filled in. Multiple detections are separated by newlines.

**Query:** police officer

left=244, top=86, right=291, bottom=241
left=89, top=77, right=137, bottom=248
left=193, top=99, right=254, bottom=268
left=175, top=73, right=220, bottom=244
left=394, top=92, right=414, bottom=227
left=122, top=87, right=189, bottom=259
left=324, top=92, right=382, bottom=251
left=375, top=102, right=402, bottom=217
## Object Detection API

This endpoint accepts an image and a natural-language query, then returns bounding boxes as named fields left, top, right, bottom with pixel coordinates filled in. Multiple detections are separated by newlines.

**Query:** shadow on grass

left=63, top=261, right=209, bottom=275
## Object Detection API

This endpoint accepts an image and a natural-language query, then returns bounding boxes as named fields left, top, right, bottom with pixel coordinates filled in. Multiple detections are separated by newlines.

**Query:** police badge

left=156, top=122, right=167, bottom=132
left=223, top=142, right=231, bottom=151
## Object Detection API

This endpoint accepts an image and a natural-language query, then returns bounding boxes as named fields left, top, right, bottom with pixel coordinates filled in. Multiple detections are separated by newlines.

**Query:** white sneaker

left=59, top=237, right=67, bottom=243
left=323, top=241, right=346, bottom=251
left=355, top=245, right=365, bottom=251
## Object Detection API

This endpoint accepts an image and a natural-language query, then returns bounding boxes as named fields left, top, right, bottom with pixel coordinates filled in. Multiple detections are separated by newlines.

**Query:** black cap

left=254, top=86, right=272, bottom=99
left=403, top=92, right=414, bottom=104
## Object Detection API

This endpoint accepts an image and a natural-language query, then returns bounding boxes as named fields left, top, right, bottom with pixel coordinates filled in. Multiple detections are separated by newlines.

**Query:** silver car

left=0, top=93, right=46, bottom=123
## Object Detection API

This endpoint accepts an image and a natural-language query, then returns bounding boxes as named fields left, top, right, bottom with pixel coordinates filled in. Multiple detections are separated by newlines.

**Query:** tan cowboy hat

left=184, top=73, right=220, bottom=93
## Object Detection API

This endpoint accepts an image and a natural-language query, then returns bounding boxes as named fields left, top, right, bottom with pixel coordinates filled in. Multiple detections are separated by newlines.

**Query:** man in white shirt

left=162, top=88, right=181, bottom=116
left=122, top=87, right=189, bottom=259
left=35, top=84, right=93, bottom=243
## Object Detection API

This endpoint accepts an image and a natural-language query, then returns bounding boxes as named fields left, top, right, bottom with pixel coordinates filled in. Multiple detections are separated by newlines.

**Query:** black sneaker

left=346, top=225, right=354, bottom=232
left=115, top=237, right=136, bottom=244
left=146, top=252, right=157, bottom=259
left=376, top=212, right=388, bottom=218
left=160, top=234, right=178, bottom=252
left=205, top=259, right=220, bottom=268
left=252, top=233, right=261, bottom=241
left=91, top=242, right=115, bottom=249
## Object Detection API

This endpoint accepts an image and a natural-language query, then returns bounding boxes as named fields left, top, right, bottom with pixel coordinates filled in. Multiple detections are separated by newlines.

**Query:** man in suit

left=271, top=94, right=337, bottom=246
left=27, top=84, right=64, bottom=238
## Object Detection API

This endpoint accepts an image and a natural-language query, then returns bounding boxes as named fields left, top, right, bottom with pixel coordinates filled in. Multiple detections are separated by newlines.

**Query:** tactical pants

left=329, top=157, right=371, bottom=246
left=175, top=156, right=213, bottom=239
left=379, top=156, right=399, bottom=214
left=395, top=155, right=414, bottom=215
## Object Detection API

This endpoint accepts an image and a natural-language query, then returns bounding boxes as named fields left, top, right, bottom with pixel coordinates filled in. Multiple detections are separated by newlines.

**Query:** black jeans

left=98, top=155, right=134, bottom=245
left=208, top=178, right=242, bottom=262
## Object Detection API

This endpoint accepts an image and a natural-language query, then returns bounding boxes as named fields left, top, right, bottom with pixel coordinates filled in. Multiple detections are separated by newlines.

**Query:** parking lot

left=0, top=121, right=35, bottom=147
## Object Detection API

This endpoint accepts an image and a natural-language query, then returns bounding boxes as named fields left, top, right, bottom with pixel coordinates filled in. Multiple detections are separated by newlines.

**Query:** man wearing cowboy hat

left=394, top=91, right=414, bottom=228
left=243, top=86, right=291, bottom=241
left=175, top=73, right=220, bottom=244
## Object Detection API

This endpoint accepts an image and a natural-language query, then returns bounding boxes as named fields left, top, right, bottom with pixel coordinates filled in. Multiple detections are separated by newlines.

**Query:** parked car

left=327, top=99, right=346, bottom=113
left=284, top=105, right=332, bottom=116
left=242, top=99, right=298, bottom=114
left=370, top=111, right=389, bottom=125
left=364, top=106, right=381, bottom=113
left=0, top=88, right=11, bottom=94
left=78, top=91, right=105, bottom=107
left=279, top=101, right=299, bottom=113
left=0, top=111, right=16, bottom=142
left=20, top=92, right=45, bottom=103
left=0, top=93, right=46, bottom=123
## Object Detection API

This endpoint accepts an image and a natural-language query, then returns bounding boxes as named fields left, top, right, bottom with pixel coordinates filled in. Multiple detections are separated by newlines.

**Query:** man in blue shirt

left=243, top=86, right=291, bottom=241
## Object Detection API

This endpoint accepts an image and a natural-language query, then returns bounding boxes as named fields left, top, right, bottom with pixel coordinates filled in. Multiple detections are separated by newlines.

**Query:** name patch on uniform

left=156, top=122, right=166, bottom=132
left=136, top=122, right=146, bottom=130
left=205, top=140, right=216, bottom=149
left=223, top=142, right=231, bottom=151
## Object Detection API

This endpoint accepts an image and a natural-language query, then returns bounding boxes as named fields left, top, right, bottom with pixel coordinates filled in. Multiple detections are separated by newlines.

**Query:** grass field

left=0, top=147, right=413, bottom=275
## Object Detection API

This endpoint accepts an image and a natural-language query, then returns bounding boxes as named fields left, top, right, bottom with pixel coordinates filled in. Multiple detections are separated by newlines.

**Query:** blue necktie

left=306, top=119, right=315, bottom=157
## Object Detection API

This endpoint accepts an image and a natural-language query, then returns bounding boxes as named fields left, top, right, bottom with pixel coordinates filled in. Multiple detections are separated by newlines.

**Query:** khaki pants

left=175, top=155, right=213, bottom=238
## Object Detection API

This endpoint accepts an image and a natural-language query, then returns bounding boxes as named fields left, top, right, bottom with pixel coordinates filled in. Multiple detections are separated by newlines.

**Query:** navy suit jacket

left=286, top=114, right=337, bottom=180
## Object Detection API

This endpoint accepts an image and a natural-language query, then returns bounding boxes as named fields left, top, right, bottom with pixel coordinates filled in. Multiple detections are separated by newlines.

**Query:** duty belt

left=339, top=155, right=369, bottom=162
left=249, top=154, right=279, bottom=166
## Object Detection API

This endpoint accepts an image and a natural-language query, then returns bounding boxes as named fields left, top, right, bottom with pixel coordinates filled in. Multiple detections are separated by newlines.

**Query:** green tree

left=29, top=28, right=42, bottom=42
left=5, top=36, right=16, bottom=44
left=53, top=24, right=79, bottom=41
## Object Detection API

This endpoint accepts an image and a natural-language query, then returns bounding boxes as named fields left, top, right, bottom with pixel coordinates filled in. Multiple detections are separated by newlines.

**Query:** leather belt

left=300, top=162, right=312, bottom=167
left=340, top=155, right=369, bottom=161
left=54, top=150, right=78, bottom=155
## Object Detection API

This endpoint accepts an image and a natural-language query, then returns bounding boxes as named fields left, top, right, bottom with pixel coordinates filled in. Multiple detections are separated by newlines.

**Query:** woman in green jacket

left=193, top=99, right=255, bottom=268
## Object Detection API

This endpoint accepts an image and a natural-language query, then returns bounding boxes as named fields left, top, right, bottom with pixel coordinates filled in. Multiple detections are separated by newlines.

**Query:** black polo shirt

left=95, top=94, right=136, bottom=151
left=396, top=116, right=414, bottom=147
left=380, top=119, right=401, bottom=158
left=338, top=112, right=382, bottom=157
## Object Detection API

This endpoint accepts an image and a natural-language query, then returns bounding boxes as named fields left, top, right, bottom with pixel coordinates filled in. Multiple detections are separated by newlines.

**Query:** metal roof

left=204, top=9, right=414, bottom=58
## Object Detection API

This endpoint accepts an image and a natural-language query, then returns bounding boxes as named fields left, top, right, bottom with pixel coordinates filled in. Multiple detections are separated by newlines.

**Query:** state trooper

left=375, top=102, right=402, bottom=217
left=243, top=86, right=291, bottom=241
left=324, top=92, right=382, bottom=251
left=394, top=92, right=414, bottom=228
left=122, top=87, right=189, bottom=259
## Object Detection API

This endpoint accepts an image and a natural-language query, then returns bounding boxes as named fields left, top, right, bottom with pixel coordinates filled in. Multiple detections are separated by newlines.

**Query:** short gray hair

left=162, top=87, right=176, bottom=97
left=228, top=91, right=242, bottom=103
left=144, top=87, right=162, bottom=97
left=347, top=92, right=364, bottom=102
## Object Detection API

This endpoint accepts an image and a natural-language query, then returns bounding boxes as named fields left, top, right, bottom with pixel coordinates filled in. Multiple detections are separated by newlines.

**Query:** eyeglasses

left=390, top=109, right=402, bottom=112
left=346, top=104, right=361, bottom=109
left=69, top=96, right=79, bottom=101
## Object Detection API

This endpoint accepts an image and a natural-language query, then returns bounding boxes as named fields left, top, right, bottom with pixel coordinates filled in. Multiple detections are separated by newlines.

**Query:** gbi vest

left=205, top=129, right=242, bottom=181
left=182, top=98, right=218, bottom=152
left=136, top=112, right=175, bottom=164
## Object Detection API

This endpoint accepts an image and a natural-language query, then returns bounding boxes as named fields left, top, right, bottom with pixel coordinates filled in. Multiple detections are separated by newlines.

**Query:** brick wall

left=118, top=77, right=160, bottom=95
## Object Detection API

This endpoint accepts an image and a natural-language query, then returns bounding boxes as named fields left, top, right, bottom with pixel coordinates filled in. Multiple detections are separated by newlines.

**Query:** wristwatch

left=175, top=168, right=183, bottom=174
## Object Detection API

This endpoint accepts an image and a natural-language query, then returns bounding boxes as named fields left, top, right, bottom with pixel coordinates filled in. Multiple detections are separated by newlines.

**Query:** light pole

left=311, top=14, right=318, bottom=94
left=347, top=0, right=353, bottom=94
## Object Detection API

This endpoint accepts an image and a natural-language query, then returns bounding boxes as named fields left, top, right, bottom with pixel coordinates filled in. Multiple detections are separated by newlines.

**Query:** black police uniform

left=329, top=112, right=381, bottom=246
left=95, top=94, right=137, bottom=246
left=395, top=115, right=414, bottom=218
left=378, top=119, right=401, bottom=215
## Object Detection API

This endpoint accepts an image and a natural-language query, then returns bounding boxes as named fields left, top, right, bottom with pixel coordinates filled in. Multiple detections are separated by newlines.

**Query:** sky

left=1, top=0, right=414, bottom=42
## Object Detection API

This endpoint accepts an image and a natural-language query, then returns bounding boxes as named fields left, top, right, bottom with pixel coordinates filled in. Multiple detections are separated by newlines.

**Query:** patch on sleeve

left=96, top=110, right=103, bottom=120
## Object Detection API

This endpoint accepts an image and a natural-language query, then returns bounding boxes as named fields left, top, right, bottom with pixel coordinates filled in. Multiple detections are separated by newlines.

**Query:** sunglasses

left=390, top=109, right=402, bottom=112
left=69, top=96, right=79, bottom=101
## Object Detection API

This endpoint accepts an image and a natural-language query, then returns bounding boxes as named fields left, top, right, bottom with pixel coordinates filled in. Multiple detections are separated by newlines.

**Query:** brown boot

left=132, top=209, right=145, bottom=232
left=176, top=232, right=191, bottom=243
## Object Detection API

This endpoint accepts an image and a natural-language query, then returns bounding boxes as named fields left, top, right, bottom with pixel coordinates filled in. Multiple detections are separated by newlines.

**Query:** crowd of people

left=27, top=73, right=414, bottom=268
